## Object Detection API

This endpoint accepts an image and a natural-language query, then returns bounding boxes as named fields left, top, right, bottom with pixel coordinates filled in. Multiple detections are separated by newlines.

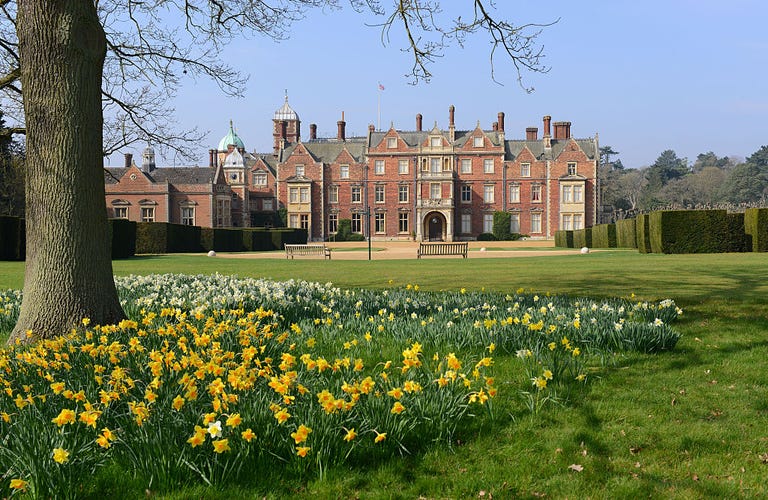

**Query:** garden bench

left=284, top=244, right=331, bottom=259
left=417, top=242, right=468, bottom=259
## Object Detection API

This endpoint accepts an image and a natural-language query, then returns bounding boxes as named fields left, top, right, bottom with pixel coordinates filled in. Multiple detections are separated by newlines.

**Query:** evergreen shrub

left=0, top=215, right=23, bottom=261
left=573, top=228, right=592, bottom=248
left=492, top=211, right=511, bottom=241
left=477, top=233, right=497, bottom=241
left=744, top=208, right=768, bottom=252
left=109, top=219, right=136, bottom=259
left=554, top=230, right=574, bottom=248
left=591, top=224, right=617, bottom=248
left=649, top=210, right=747, bottom=254
left=636, top=214, right=652, bottom=253
left=616, top=219, right=637, bottom=249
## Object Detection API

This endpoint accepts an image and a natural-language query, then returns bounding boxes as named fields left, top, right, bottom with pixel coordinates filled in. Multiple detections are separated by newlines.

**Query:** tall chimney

left=337, top=111, right=346, bottom=141
left=368, top=124, right=375, bottom=134
left=543, top=115, right=552, bottom=138
left=526, top=127, right=538, bottom=141
left=554, top=122, right=569, bottom=140
left=497, top=112, right=505, bottom=132
left=492, top=122, right=498, bottom=132
left=416, top=113, right=422, bottom=132
left=564, top=121, right=571, bottom=139
left=449, top=105, right=455, bottom=128
left=310, top=123, right=317, bottom=140
left=124, top=153, right=133, bottom=168
left=208, top=149, right=215, bottom=167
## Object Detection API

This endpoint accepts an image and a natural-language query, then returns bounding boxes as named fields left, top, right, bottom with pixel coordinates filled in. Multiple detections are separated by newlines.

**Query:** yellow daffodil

left=52, top=447, right=69, bottom=464
left=343, top=428, right=357, bottom=442
left=241, top=428, right=256, bottom=442
left=296, top=446, right=310, bottom=457
left=391, top=401, right=406, bottom=414
left=212, top=439, right=230, bottom=453
left=9, top=478, right=27, bottom=491
left=290, top=424, right=312, bottom=444
left=52, top=408, right=76, bottom=427
left=374, top=431, right=387, bottom=443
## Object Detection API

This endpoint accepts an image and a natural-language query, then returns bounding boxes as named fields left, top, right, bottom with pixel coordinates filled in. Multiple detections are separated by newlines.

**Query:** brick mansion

left=105, top=98, right=599, bottom=241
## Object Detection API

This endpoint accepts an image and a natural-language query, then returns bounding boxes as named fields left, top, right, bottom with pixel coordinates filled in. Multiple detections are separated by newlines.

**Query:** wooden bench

left=417, top=242, right=468, bottom=259
left=284, top=244, right=331, bottom=259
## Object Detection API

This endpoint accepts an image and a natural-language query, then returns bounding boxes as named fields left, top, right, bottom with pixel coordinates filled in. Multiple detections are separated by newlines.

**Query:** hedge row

left=2, top=219, right=307, bottom=260
left=556, top=208, right=768, bottom=254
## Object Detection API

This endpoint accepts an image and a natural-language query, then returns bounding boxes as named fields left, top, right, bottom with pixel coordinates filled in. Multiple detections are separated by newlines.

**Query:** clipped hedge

left=554, top=230, right=574, bottom=248
left=649, top=210, right=747, bottom=254
left=616, top=219, right=638, bottom=249
left=0, top=215, right=24, bottom=261
left=109, top=219, right=136, bottom=259
left=744, top=208, right=768, bottom=252
left=200, top=228, right=245, bottom=252
left=726, top=213, right=750, bottom=253
left=136, top=222, right=202, bottom=254
left=591, top=224, right=617, bottom=248
left=242, top=230, right=274, bottom=251
left=573, top=227, right=592, bottom=249
left=636, top=214, right=652, bottom=253
left=271, top=228, right=308, bottom=249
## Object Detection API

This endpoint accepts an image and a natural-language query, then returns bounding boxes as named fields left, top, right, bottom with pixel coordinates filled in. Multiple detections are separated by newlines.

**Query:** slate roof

left=504, top=138, right=597, bottom=161
left=105, top=167, right=217, bottom=185
left=287, top=139, right=368, bottom=163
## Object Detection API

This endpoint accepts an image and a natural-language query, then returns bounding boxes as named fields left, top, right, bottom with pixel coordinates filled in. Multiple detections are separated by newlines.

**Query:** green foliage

left=572, top=228, right=592, bottom=248
left=615, top=219, right=637, bottom=248
left=636, top=214, right=652, bottom=253
left=554, top=230, right=574, bottom=248
left=649, top=210, right=748, bottom=254
left=277, top=207, right=288, bottom=227
left=109, top=219, right=136, bottom=259
left=330, top=219, right=359, bottom=242
left=136, top=223, right=203, bottom=254
left=0, top=110, right=25, bottom=218
left=477, top=232, right=497, bottom=241
left=591, top=224, right=617, bottom=248
left=0, top=215, right=24, bottom=261
left=242, top=229, right=274, bottom=251
left=744, top=208, right=768, bottom=252
left=492, top=211, right=511, bottom=241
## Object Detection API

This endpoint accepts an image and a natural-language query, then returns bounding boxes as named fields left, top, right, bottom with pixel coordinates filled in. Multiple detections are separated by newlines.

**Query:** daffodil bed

left=0, top=274, right=682, bottom=497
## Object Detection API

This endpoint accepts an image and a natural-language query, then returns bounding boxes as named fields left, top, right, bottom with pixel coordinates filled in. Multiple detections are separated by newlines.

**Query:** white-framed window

left=430, top=136, right=442, bottom=147
left=351, top=186, right=361, bottom=203
left=374, top=213, right=385, bottom=233
left=340, top=165, right=349, bottom=179
left=113, top=207, right=128, bottom=219
left=484, top=159, right=494, bottom=174
left=387, top=137, right=397, bottom=149
left=328, top=213, right=338, bottom=233
left=562, top=185, right=573, bottom=203
left=289, top=214, right=299, bottom=228
left=531, top=213, right=542, bottom=233
left=398, top=159, right=409, bottom=174
left=483, top=213, right=493, bottom=233
left=460, top=159, right=472, bottom=174
left=461, top=185, right=471, bottom=202
left=181, top=207, right=195, bottom=226
left=574, top=185, right=583, bottom=203
left=430, top=183, right=441, bottom=200
left=329, top=185, right=339, bottom=203
left=473, top=136, right=484, bottom=147
left=263, top=199, right=274, bottom=211
left=510, top=213, right=520, bottom=233
left=574, top=213, right=583, bottom=230
left=398, top=212, right=409, bottom=233
left=567, top=162, right=577, bottom=176
left=300, top=187, right=309, bottom=203
left=509, top=184, right=520, bottom=203
left=398, top=185, right=409, bottom=203
left=289, top=187, right=299, bottom=203
left=141, top=207, right=155, bottom=222
left=375, top=185, right=385, bottom=203
left=300, top=214, right=309, bottom=230
left=521, top=163, right=531, bottom=177
left=375, top=160, right=385, bottom=175
left=562, top=214, right=573, bottom=230
left=483, top=185, right=495, bottom=203
left=532, top=184, right=542, bottom=202
left=253, top=172, right=268, bottom=186
left=461, top=213, right=472, bottom=233
left=351, top=213, right=362, bottom=233
left=295, top=165, right=305, bottom=177
left=430, top=157, right=441, bottom=173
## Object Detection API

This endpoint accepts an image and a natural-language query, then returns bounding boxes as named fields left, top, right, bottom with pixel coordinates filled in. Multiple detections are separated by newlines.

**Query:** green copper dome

left=218, top=120, right=245, bottom=151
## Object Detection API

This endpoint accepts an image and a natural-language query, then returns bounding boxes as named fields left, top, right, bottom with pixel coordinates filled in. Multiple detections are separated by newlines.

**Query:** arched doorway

left=424, top=212, right=446, bottom=241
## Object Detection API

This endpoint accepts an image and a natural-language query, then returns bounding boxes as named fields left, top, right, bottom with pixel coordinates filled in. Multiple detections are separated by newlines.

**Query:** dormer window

left=253, top=172, right=267, bottom=186
left=387, top=137, right=397, bottom=148
left=473, top=136, right=484, bottom=147
left=295, top=165, right=305, bottom=177
left=430, top=137, right=441, bottom=147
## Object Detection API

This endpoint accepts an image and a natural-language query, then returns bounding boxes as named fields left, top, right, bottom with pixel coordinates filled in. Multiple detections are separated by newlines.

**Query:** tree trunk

left=9, top=0, right=125, bottom=344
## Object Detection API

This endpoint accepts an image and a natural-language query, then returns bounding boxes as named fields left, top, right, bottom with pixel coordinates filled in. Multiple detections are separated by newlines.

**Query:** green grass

left=2, top=250, right=768, bottom=498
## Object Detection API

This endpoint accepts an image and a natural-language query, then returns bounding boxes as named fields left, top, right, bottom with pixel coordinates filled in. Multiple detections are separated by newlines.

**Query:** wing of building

left=106, top=98, right=598, bottom=240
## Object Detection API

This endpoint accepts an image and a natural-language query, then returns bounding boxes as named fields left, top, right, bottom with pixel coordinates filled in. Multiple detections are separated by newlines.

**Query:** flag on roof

left=378, top=83, right=385, bottom=91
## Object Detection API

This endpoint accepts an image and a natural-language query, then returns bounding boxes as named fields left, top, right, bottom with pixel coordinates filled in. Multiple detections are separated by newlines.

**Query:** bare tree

left=4, top=0, right=551, bottom=343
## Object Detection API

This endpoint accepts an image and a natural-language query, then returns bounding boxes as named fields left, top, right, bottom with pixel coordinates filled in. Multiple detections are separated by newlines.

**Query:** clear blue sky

left=119, top=0, right=767, bottom=169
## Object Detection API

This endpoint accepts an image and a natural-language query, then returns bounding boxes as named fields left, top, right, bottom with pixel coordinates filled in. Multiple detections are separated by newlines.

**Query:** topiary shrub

left=649, top=209, right=744, bottom=254
left=744, top=208, right=768, bottom=252
left=636, top=214, right=652, bottom=253
left=554, top=230, right=574, bottom=248
left=591, top=224, right=617, bottom=248
left=573, top=227, right=592, bottom=248
left=492, top=211, right=512, bottom=241
left=616, top=219, right=637, bottom=249
left=477, top=232, right=497, bottom=241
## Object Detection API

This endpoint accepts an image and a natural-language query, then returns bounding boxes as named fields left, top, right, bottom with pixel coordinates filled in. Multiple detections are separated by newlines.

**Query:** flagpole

left=377, top=84, right=381, bottom=131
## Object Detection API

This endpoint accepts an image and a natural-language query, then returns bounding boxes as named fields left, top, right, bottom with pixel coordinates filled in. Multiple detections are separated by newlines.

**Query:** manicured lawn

left=1, top=250, right=768, bottom=498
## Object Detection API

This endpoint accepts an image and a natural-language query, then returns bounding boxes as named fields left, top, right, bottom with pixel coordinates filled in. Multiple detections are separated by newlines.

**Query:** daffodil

left=241, top=428, right=256, bottom=442
left=343, top=428, right=357, bottom=442
left=52, top=447, right=70, bottom=464
left=374, top=431, right=387, bottom=443
left=9, top=478, right=27, bottom=491
left=212, top=439, right=230, bottom=453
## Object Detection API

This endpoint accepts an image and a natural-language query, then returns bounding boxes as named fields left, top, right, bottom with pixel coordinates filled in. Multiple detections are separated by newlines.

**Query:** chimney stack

left=337, top=111, right=346, bottom=141
left=208, top=149, right=215, bottom=167
left=449, top=105, right=455, bottom=128
left=492, top=122, right=498, bottom=132
left=416, top=113, right=422, bottom=132
left=310, top=123, right=317, bottom=140
left=553, top=121, right=571, bottom=140
left=124, top=153, right=133, bottom=168
left=497, top=112, right=505, bottom=132
left=368, top=124, right=375, bottom=134
left=526, top=127, right=538, bottom=141
left=543, top=116, right=552, bottom=138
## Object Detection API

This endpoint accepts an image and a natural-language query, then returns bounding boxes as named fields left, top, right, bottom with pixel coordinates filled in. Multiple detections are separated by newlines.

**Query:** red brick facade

left=106, top=100, right=598, bottom=240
